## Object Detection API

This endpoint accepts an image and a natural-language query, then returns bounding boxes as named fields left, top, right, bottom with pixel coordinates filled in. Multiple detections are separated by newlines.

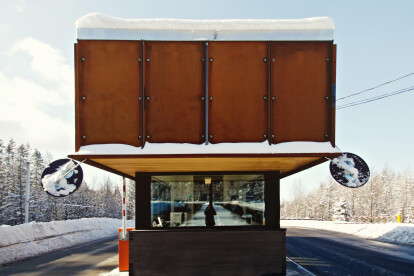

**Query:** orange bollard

left=118, top=227, right=135, bottom=271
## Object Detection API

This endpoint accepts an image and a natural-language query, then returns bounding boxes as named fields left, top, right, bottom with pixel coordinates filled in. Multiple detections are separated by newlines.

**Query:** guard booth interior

left=70, top=14, right=340, bottom=276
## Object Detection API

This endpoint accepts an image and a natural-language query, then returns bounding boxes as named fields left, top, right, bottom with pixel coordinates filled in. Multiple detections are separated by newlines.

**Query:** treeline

left=281, top=168, right=414, bottom=223
left=0, top=138, right=136, bottom=226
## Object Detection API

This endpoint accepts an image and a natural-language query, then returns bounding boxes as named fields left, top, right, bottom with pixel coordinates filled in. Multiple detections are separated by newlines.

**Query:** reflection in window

left=151, top=175, right=264, bottom=227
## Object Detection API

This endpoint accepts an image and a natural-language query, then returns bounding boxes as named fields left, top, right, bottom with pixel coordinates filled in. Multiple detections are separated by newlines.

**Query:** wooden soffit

left=68, top=153, right=341, bottom=180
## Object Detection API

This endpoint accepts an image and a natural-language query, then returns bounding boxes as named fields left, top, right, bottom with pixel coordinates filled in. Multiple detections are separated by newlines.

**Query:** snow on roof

left=73, top=141, right=340, bottom=156
left=76, top=13, right=334, bottom=41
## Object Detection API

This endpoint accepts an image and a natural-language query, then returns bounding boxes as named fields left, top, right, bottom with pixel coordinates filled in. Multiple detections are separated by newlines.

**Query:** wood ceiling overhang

left=68, top=152, right=341, bottom=180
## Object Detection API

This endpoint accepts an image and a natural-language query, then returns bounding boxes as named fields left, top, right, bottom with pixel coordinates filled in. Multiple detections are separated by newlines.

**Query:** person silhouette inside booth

left=204, top=203, right=217, bottom=227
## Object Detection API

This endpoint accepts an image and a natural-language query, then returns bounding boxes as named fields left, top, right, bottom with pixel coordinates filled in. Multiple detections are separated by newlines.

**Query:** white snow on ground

left=281, top=220, right=414, bottom=246
left=0, top=218, right=134, bottom=265
left=76, top=13, right=334, bottom=41
left=74, top=141, right=340, bottom=155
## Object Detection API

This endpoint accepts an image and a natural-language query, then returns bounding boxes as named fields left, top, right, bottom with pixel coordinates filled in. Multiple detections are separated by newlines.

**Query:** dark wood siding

left=129, top=229, right=286, bottom=276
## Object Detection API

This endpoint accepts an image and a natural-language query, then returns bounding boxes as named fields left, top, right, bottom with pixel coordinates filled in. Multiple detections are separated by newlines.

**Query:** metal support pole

left=121, top=177, right=127, bottom=240
left=25, top=161, right=30, bottom=224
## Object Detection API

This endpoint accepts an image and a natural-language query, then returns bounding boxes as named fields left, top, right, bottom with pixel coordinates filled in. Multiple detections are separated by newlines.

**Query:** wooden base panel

left=129, top=228, right=286, bottom=276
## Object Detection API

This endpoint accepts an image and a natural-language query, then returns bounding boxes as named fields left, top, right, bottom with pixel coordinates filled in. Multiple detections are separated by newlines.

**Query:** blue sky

left=1, top=0, right=414, bottom=198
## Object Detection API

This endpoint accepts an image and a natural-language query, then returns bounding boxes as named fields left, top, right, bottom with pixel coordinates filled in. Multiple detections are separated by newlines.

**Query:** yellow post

left=397, top=214, right=402, bottom=223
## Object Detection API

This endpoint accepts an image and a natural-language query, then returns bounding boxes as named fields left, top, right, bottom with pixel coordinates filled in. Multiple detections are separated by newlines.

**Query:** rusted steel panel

left=331, top=44, right=337, bottom=147
left=271, top=41, right=332, bottom=144
left=74, top=43, right=81, bottom=152
left=77, top=40, right=142, bottom=147
left=208, top=42, right=268, bottom=143
left=145, top=42, right=205, bottom=144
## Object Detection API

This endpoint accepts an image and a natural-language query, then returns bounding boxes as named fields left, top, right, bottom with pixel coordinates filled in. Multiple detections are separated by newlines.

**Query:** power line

left=337, top=73, right=414, bottom=101
left=337, top=86, right=414, bottom=110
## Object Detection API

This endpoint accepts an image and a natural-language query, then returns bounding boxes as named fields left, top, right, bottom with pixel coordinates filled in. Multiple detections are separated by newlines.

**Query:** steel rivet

left=263, top=96, right=268, bottom=100
left=81, top=57, right=86, bottom=62
left=263, top=58, right=267, bottom=63
left=326, top=58, right=330, bottom=62
left=146, top=96, right=150, bottom=100
left=209, top=58, right=213, bottom=62
left=271, top=96, right=275, bottom=101
left=201, top=96, right=205, bottom=101
left=264, top=134, right=267, bottom=138
left=209, top=134, right=213, bottom=139
left=139, top=97, right=142, bottom=101
left=272, top=58, right=276, bottom=62
left=271, top=134, right=275, bottom=138
left=138, top=58, right=142, bottom=62
left=82, top=136, right=86, bottom=139
left=325, top=96, right=329, bottom=100
left=146, top=58, right=150, bottom=62
left=147, top=135, right=150, bottom=139
left=138, top=135, right=142, bottom=139
left=201, top=58, right=205, bottom=62
left=82, top=96, right=86, bottom=101
left=209, top=97, right=213, bottom=101
left=325, top=134, right=329, bottom=138
left=201, top=134, right=205, bottom=138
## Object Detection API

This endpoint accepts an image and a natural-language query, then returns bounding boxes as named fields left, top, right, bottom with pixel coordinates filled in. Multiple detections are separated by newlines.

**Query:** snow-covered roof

left=73, top=141, right=340, bottom=156
left=76, top=13, right=334, bottom=41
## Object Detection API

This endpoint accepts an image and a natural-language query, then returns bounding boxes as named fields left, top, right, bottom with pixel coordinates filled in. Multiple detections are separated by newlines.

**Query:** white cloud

left=0, top=37, right=74, bottom=156
left=15, top=0, right=25, bottom=13
left=8, top=37, right=73, bottom=101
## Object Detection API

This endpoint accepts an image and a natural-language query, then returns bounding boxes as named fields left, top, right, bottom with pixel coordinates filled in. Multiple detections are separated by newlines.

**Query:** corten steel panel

left=77, top=40, right=142, bottom=147
left=145, top=42, right=205, bottom=143
left=331, top=44, right=337, bottom=147
left=75, top=43, right=81, bottom=151
left=208, top=42, right=269, bottom=143
left=271, top=41, right=332, bottom=144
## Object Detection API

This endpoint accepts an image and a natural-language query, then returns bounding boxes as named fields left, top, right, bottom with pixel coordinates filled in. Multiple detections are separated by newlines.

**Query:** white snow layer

left=74, top=141, right=340, bottom=155
left=76, top=13, right=334, bottom=41
left=281, top=220, right=414, bottom=246
left=0, top=218, right=134, bottom=265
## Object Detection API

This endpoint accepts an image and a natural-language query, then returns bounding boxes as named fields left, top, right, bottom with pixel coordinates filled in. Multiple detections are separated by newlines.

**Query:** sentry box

left=69, top=13, right=340, bottom=275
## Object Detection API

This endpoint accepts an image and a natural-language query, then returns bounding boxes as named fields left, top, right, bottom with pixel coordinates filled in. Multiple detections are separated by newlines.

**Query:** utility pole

left=25, top=161, right=30, bottom=224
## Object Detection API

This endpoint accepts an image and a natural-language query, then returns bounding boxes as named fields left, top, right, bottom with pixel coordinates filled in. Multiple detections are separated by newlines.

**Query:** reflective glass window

left=150, top=175, right=264, bottom=227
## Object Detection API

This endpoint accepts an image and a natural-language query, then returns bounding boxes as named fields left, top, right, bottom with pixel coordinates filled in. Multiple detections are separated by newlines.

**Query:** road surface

left=286, top=227, right=414, bottom=275
left=2, top=216, right=414, bottom=275
left=0, top=236, right=119, bottom=276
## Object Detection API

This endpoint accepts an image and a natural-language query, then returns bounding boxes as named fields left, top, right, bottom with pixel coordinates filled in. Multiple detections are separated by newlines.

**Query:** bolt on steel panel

left=208, top=42, right=269, bottom=143
left=271, top=41, right=332, bottom=144
left=77, top=41, right=142, bottom=147
left=145, top=42, right=205, bottom=144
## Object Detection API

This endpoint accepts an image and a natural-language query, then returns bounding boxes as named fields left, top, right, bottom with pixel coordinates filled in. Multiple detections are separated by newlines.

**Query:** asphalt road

left=0, top=236, right=119, bottom=276
left=286, top=227, right=414, bottom=276
left=2, top=227, right=414, bottom=275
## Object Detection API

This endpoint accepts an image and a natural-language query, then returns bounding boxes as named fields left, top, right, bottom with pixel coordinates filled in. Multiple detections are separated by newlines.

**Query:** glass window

left=151, top=174, right=264, bottom=227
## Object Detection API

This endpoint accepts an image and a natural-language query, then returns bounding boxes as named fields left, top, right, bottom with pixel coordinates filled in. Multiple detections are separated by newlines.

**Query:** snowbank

left=0, top=218, right=134, bottom=265
left=76, top=13, right=334, bottom=41
left=281, top=220, right=414, bottom=246
left=74, top=141, right=340, bottom=155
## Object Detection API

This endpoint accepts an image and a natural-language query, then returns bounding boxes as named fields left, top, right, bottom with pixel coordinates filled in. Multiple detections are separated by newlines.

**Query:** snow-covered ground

left=0, top=218, right=134, bottom=265
left=281, top=220, right=414, bottom=246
